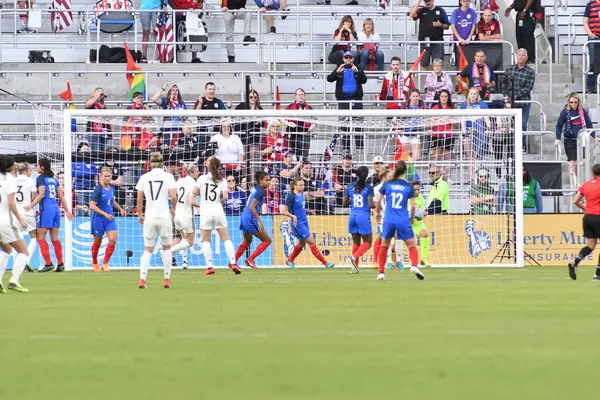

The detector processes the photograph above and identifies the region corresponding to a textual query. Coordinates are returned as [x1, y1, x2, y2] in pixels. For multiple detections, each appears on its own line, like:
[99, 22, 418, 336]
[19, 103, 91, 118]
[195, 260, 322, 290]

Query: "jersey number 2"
[178, 187, 186, 204]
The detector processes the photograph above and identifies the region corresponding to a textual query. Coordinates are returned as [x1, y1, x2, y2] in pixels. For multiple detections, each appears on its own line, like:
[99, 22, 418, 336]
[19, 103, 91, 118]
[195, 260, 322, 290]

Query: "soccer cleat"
[568, 262, 577, 280]
[25, 263, 34, 273]
[138, 279, 147, 289]
[91, 263, 101, 272]
[395, 261, 405, 270]
[245, 259, 257, 269]
[594, 275, 600, 280]
[172, 257, 178, 267]
[420, 260, 432, 268]
[376, 273, 385, 281]
[325, 262, 335, 268]
[8, 282, 29, 293]
[386, 262, 394, 270]
[0, 283, 6, 294]
[228, 263, 242, 275]
[55, 263, 65, 272]
[39, 264, 54, 273]
[163, 278, 171, 289]
[286, 260, 295, 268]
[348, 256, 359, 274]
[204, 267, 215, 275]
[101, 263, 110, 272]
[410, 266, 425, 280]
[182, 261, 188, 270]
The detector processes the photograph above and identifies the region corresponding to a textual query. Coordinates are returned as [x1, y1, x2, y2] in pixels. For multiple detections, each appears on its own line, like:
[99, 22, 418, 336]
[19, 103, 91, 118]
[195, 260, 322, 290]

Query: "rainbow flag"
[124, 43, 146, 100]
[58, 80, 77, 132]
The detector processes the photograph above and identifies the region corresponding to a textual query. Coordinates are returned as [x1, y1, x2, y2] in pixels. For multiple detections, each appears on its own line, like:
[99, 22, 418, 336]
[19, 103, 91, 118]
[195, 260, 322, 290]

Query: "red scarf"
[472, 63, 491, 90]
[169, 95, 179, 110]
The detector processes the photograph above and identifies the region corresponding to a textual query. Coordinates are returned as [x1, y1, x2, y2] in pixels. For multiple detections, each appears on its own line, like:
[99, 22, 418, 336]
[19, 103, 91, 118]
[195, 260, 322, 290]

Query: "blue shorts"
[240, 214, 260, 234]
[292, 223, 311, 241]
[348, 214, 372, 235]
[37, 207, 60, 229]
[92, 218, 117, 237]
[381, 221, 414, 241]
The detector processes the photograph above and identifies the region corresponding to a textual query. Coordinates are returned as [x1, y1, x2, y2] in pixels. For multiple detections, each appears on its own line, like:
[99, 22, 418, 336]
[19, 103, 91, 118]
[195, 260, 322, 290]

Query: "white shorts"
[174, 215, 195, 234]
[0, 223, 23, 244]
[401, 134, 420, 145]
[143, 218, 173, 247]
[22, 215, 36, 233]
[199, 214, 227, 230]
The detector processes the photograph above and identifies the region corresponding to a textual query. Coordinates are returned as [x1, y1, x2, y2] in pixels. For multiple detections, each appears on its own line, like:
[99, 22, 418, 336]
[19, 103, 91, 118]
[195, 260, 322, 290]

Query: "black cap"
[343, 153, 353, 159]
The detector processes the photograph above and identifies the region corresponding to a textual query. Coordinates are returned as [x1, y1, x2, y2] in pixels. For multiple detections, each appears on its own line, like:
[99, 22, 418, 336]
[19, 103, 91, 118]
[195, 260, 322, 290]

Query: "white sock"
[224, 240, 236, 264]
[387, 243, 393, 264]
[27, 238, 37, 264]
[182, 251, 188, 264]
[140, 251, 151, 280]
[202, 241, 213, 269]
[10, 253, 27, 284]
[162, 249, 172, 279]
[395, 239, 403, 264]
[0, 252, 9, 282]
[171, 241, 190, 254]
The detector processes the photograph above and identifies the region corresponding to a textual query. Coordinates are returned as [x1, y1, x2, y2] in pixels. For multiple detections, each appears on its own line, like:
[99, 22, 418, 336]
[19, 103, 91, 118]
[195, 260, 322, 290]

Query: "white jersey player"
[0, 156, 31, 293]
[135, 152, 177, 289]
[168, 164, 200, 269]
[191, 156, 240, 275]
[13, 163, 37, 272]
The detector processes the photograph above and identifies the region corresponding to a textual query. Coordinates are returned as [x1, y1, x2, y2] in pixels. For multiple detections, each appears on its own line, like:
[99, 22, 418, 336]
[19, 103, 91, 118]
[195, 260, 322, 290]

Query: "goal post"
[34, 107, 524, 270]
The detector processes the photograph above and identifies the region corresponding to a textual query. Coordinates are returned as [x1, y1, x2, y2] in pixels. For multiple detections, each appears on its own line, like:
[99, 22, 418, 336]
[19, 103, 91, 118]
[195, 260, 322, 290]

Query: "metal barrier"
[534, 23, 553, 102]
[567, 11, 585, 72]
[576, 128, 600, 184]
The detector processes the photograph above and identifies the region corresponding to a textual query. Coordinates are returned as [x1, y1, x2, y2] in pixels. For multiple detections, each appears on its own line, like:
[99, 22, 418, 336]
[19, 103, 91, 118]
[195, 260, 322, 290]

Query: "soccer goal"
[33, 107, 524, 270]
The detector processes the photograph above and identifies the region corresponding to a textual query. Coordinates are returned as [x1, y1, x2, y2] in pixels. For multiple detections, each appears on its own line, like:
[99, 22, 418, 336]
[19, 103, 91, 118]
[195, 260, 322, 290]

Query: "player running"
[374, 161, 424, 281]
[280, 178, 334, 268]
[13, 163, 37, 272]
[167, 164, 200, 270]
[411, 180, 431, 268]
[89, 167, 127, 272]
[25, 158, 73, 272]
[569, 163, 600, 280]
[136, 152, 177, 289]
[192, 156, 240, 276]
[343, 166, 375, 273]
[235, 171, 272, 269]
[0, 156, 31, 292]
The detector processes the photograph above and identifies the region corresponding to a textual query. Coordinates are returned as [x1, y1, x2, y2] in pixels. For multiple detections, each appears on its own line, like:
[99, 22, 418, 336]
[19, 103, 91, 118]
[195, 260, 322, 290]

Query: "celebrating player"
[374, 161, 424, 281]
[168, 164, 201, 270]
[25, 158, 73, 272]
[13, 162, 37, 272]
[136, 152, 177, 289]
[569, 163, 600, 280]
[343, 166, 375, 273]
[0, 156, 30, 292]
[411, 180, 431, 268]
[192, 156, 240, 276]
[89, 167, 127, 272]
[236, 171, 272, 268]
[280, 178, 334, 268]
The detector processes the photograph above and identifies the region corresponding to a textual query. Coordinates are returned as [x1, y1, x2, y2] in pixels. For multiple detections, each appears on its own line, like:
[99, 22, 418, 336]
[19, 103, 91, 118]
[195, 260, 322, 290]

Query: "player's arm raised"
[56, 186, 73, 221]
[574, 192, 586, 211]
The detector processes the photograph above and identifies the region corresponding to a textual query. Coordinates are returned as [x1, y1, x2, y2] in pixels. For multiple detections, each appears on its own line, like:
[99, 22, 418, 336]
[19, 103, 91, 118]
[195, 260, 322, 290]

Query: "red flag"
[275, 85, 281, 110]
[457, 45, 468, 71]
[391, 135, 408, 166]
[409, 50, 427, 72]
[58, 81, 73, 102]
[124, 42, 141, 87]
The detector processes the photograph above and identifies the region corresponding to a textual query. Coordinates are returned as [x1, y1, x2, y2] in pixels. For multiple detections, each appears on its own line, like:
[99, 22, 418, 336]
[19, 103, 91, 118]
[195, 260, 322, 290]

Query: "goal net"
[34, 107, 524, 270]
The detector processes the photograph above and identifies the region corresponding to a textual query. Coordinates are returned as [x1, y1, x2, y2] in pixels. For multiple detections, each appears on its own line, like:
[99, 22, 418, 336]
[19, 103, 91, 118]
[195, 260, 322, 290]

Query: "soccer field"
[1, 267, 597, 400]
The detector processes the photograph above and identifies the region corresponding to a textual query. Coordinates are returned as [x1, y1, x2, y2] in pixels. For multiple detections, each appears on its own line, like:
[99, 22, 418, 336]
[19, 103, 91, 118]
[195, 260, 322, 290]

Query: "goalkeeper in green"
[409, 181, 431, 267]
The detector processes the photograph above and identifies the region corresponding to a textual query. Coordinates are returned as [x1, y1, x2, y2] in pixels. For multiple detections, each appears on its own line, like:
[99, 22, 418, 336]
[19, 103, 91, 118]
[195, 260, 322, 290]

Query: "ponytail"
[392, 160, 407, 180]
[207, 156, 224, 184]
[355, 166, 369, 193]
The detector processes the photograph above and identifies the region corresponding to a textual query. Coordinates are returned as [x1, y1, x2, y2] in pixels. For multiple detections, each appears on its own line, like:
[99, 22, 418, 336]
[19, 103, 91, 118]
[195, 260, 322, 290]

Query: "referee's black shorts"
[583, 215, 600, 238]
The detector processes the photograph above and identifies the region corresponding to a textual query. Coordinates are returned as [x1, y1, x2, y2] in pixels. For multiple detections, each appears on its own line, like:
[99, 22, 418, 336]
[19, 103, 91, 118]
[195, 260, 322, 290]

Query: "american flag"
[49, 0, 73, 31]
[155, 9, 174, 63]
[314, 133, 340, 182]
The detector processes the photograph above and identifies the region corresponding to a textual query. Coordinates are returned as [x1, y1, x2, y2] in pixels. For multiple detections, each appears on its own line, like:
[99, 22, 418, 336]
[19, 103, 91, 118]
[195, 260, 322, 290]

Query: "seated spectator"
[284, 88, 315, 161]
[274, 149, 300, 193]
[300, 161, 329, 215]
[172, 0, 205, 63]
[262, 176, 282, 214]
[476, 8, 501, 41]
[333, 154, 357, 207]
[457, 50, 496, 100]
[224, 175, 247, 215]
[255, 0, 289, 34]
[238, 176, 248, 193]
[122, 91, 149, 150]
[367, 155, 385, 185]
[424, 59, 453, 102]
[85, 87, 110, 153]
[194, 82, 227, 111]
[139, 126, 161, 151]
[451, 0, 476, 63]
[470, 168, 496, 215]
[357, 18, 384, 71]
[210, 118, 245, 177]
[427, 165, 449, 214]
[399, 88, 425, 163]
[261, 119, 287, 163]
[522, 166, 543, 214]
[431, 89, 455, 176]
[172, 120, 201, 162]
[152, 83, 187, 144]
[235, 89, 264, 169]
[328, 15, 358, 65]
[378, 56, 415, 109]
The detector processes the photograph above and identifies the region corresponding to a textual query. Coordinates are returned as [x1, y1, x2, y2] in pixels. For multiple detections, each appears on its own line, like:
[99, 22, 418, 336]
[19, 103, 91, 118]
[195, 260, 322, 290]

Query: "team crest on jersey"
[464, 219, 491, 258]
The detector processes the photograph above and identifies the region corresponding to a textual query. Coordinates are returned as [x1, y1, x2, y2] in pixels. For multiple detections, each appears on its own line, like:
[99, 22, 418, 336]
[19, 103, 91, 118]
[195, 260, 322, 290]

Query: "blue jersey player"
[89, 168, 127, 272]
[343, 166, 375, 273]
[236, 171, 272, 268]
[280, 178, 334, 268]
[374, 160, 424, 281]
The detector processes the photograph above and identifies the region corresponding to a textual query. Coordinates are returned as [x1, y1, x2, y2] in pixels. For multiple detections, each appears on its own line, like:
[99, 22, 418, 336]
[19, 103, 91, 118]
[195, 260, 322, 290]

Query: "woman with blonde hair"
[461, 87, 491, 180]
[329, 15, 358, 65]
[357, 18, 384, 71]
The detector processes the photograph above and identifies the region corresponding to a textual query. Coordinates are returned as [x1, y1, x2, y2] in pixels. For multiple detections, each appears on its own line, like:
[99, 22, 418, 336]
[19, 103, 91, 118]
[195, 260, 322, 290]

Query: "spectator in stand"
[73, 143, 98, 211]
[56, 171, 88, 216]
[140, 0, 161, 62]
[333, 154, 357, 207]
[238, 176, 248, 192]
[261, 119, 287, 164]
[195, 82, 227, 111]
[139, 126, 161, 151]
[461, 87, 491, 179]
[210, 118, 245, 177]
[457, 50, 496, 100]
[235, 89, 263, 167]
[173, 0, 205, 63]
[555, 93, 595, 176]
[262, 176, 281, 214]
[476, 8, 501, 41]
[285, 88, 315, 161]
[274, 149, 301, 193]
[522, 166, 543, 213]
[221, 0, 256, 63]
[17, 0, 35, 33]
[152, 83, 187, 145]
[102, 147, 127, 208]
[410, 0, 450, 70]
[424, 59, 453, 103]
[328, 15, 358, 66]
[502, 48, 535, 152]
[327, 51, 367, 154]
[426, 165, 449, 214]
[367, 155, 385, 185]
[378, 56, 415, 109]
[255, 0, 289, 34]
[172, 120, 202, 162]
[490, 97, 515, 179]
[224, 175, 247, 216]
[123, 91, 149, 150]
[584, 0, 600, 94]
[451, 0, 476, 65]
[357, 18, 384, 72]
[431, 89, 455, 177]
[399, 89, 425, 164]
[85, 87, 110, 153]
[505, 0, 537, 63]
[470, 168, 496, 215]
[300, 161, 329, 215]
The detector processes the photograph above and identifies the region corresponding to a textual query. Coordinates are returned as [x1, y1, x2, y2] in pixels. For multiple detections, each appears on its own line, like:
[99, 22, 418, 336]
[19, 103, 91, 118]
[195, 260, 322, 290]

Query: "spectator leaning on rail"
[356, 18, 384, 72]
[85, 87, 111, 154]
[476, 8, 501, 41]
[426, 165, 449, 214]
[424, 58, 453, 102]
[410, 0, 450, 70]
[285, 88, 316, 161]
[584, 0, 600, 94]
[502, 48, 535, 152]
[262, 176, 282, 214]
[451, 0, 477, 68]
[255, 0, 289, 34]
[504, 0, 537, 63]
[329, 15, 359, 66]
[378, 56, 415, 109]
[470, 168, 497, 215]
[457, 49, 496, 100]
[522, 166, 543, 213]
[221, 0, 256, 63]
[555, 93, 595, 177]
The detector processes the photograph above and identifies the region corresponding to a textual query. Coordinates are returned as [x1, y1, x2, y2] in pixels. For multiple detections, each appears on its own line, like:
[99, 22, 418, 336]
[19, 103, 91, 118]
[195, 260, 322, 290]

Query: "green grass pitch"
[1, 266, 597, 400]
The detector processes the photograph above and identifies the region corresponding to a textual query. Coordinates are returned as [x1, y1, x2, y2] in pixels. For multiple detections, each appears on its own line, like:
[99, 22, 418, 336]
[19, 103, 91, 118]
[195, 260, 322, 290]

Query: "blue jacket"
[556, 107, 593, 140]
